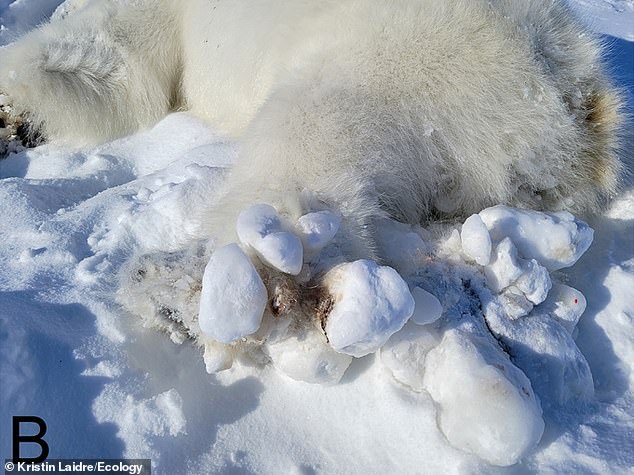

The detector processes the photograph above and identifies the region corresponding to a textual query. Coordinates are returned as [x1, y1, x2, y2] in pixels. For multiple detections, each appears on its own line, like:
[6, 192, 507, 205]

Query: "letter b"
[12, 416, 49, 463]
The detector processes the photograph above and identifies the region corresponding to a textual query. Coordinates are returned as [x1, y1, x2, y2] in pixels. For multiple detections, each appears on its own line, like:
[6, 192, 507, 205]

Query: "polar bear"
[0, 0, 623, 355]
[0, 0, 623, 218]
[0, 0, 623, 464]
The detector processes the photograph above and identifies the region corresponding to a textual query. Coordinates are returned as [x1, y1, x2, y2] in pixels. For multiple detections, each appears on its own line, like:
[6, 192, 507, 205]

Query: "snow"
[93, 387, 187, 460]
[567, 0, 634, 40]
[198, 244, 267, 343]
[1, 1, 633, 474]
[0, 0, 63, 46]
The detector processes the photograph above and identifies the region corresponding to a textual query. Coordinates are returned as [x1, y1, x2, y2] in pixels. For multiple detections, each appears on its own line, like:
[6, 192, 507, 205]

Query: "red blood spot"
[574, 298, 578, 304]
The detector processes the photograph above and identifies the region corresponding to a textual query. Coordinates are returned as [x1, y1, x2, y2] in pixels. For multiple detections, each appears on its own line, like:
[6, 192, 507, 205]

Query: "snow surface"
[1, 1, 633, 474]
[567, 0, 634, 40]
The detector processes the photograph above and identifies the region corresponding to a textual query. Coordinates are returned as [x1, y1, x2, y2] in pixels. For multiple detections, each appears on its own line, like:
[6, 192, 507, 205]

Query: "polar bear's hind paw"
[198, 203, 416, 359]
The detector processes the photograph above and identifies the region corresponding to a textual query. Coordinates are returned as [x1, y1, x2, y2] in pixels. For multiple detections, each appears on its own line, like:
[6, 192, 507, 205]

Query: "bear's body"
[0, 1, 622, 248]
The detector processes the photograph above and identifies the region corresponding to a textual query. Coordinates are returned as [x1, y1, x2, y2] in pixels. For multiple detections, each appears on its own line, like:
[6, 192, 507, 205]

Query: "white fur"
[0, 1, 622, 230]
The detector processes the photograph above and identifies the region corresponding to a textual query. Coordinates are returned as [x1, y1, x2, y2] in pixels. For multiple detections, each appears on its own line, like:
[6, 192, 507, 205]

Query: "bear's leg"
[180, 70, 423, 361]
[0, 1, 182, 144]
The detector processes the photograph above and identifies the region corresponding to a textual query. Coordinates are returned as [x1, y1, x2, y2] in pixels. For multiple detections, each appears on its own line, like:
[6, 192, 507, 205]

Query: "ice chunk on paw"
[265, 327, 352, 384]
[410, 287, 443, 325]
[491, 314, 594, 406]
[297, 210, 341, 252]
[484, 238, 525, 293]
[202, 339, 234, 373]
[515, 259, 552, 305]
[257, 232, 303, 275]
[534, 283, 587, 334]
[498, 286, 534, 320]
[198, 244, 267, 343]
[485, 238, 551, 307]
[324, 260, 415, 357]
[423, 330, 544, 466]
[236, 204, 282, 243]
[460, 214, 492, 265]
[479, 205, 594, 271]
[380, 321, 441, 391]
[236, 204, 303, 275]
